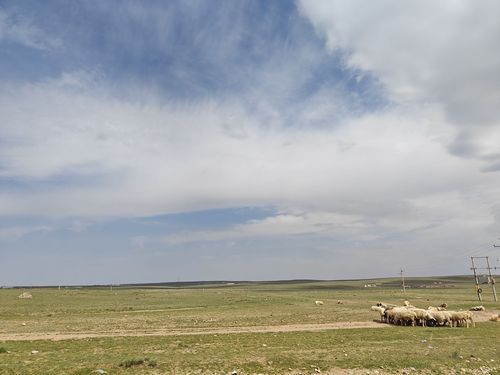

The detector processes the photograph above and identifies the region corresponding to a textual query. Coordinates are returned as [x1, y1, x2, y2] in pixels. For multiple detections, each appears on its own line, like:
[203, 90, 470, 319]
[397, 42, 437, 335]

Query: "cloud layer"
[1, 1, 499, 284]
[299, 0, 500, 168]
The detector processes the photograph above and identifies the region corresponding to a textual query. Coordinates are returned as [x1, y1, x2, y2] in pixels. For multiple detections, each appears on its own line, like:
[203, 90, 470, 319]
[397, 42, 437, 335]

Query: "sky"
[1, 0, 499, 286]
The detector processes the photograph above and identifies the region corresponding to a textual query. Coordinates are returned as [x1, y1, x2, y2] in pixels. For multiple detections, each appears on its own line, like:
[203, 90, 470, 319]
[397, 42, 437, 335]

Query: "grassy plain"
[0, 276, 499, 374]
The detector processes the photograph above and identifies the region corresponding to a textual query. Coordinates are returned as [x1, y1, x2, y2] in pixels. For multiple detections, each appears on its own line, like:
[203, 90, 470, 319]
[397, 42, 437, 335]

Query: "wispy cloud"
[0, 225, 53, 240]
[0, 9, 61, 50]
[164, 211, 365, 245]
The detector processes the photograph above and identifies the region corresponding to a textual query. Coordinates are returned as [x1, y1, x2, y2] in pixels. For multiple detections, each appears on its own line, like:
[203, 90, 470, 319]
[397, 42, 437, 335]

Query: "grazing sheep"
[371, 305, 386, 322]
[429, 310, 452, 327]
[314, 300, 324, 306]
[377, 302, 397, 310]
[393, 308, 417, 326]
[408, 308, 435, 326]
[470, 305, 485, 311]
[428, 305, 447, 311]
[384, 307, 416, 326]
[450, 311, 475, 328]
[18, 292, 32, 299]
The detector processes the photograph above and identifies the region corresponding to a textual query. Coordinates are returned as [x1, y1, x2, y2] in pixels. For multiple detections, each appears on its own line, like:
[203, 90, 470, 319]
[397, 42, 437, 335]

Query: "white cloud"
[298, 0, 500, 166]
[0, 75, 498, 223]
[164, 211, 365, 245]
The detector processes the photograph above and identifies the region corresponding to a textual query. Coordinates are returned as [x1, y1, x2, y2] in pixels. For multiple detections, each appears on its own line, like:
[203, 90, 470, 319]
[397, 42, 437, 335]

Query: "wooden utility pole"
[471, 257, 482, 301]
[400, 269, 406, 294]
[485, 256, 497, 302]
[471, 256, 497, 302]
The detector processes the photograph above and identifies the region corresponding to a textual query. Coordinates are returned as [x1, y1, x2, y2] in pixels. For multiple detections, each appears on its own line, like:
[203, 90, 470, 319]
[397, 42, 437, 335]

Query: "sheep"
[403, 300, 415, 308]
[450, 311, 475, 328]
[489, 314, 499, 322]
[377, 302, 396, 309]
[428, 305, 447, 311]
[470, 305, 485, 311]
[371, 305, 386, 322]
[384, 307, 416, 326]
[428, 310, 452, 327]
[314, 300, 324, 306]
[408, 308, 435, 326]
[393, 308, 417, 326]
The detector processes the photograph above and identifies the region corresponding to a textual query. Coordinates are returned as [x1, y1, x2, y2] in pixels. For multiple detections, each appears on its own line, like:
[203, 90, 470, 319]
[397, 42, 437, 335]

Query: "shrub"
[119, 358, 144, 368]
[119, 357, 157, 368]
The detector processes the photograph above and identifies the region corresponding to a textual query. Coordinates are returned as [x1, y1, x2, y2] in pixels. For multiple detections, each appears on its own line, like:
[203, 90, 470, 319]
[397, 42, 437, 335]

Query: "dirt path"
[0, 321, 389, 342]
[1, 311, 495, 342]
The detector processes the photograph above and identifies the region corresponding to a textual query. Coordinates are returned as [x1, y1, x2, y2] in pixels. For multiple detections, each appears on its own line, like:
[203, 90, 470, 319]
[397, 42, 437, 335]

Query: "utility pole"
[471, 256, 497, 302]
[485, 257, 497, 302]
[400, 269, 406, 294]
[471, 257, 482, 302]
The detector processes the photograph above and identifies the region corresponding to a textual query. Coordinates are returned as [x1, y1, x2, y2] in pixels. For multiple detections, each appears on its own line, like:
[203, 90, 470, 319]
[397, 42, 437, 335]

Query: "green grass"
[0, 324, 498, 374]
[0, 276, 499, 374]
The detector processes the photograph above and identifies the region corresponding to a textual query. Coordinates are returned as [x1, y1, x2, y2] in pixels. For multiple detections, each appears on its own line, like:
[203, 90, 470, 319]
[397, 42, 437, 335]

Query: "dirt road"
[1, 310, 495, 342]
[0, 321, 388, 342]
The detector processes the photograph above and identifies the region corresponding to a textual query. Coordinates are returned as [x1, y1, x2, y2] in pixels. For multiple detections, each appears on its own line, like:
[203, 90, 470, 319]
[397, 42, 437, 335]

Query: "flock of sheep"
[371, 301, 475, 328]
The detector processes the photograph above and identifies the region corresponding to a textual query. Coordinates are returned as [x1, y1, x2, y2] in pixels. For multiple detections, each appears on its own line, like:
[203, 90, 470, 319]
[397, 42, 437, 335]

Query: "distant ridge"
[2, 275, 486, 289]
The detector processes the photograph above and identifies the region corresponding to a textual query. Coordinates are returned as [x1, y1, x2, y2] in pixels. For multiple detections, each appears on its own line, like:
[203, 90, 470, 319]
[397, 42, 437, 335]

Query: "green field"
[0, 276, 499, 374]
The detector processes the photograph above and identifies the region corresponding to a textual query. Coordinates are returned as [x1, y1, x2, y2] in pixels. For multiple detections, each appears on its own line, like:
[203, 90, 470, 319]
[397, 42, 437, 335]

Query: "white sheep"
[377, 302, 396, 309]
[470, 305, 485, 311]
[371, 305, 386, 322]
[393, 308, 417, 326]
[385, 307, 416, 326]
[314, 300, 324, 306]
[450, 311, 475, 328]
[408, 308, 435, 326]
[428, 310, 452, 327]
[428, 305, 447, 311]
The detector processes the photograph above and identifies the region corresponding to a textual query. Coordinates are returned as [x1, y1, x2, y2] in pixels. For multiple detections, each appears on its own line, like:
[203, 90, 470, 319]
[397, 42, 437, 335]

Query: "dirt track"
[0, 321, 389, 342]
[1, 310, 495, 342]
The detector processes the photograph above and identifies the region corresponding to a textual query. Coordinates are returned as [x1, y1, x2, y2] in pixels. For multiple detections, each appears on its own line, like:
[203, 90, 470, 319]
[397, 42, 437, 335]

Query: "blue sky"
[1, 0, 500, 285]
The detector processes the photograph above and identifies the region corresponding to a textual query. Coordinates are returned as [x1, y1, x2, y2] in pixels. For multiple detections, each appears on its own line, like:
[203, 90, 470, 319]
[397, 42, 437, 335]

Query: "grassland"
[0, 276, 499, 374]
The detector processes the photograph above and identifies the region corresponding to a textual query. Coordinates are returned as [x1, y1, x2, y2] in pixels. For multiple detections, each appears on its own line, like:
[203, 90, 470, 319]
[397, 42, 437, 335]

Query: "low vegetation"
[119, 357, 157, 368]
[0, 276, 498, 374]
